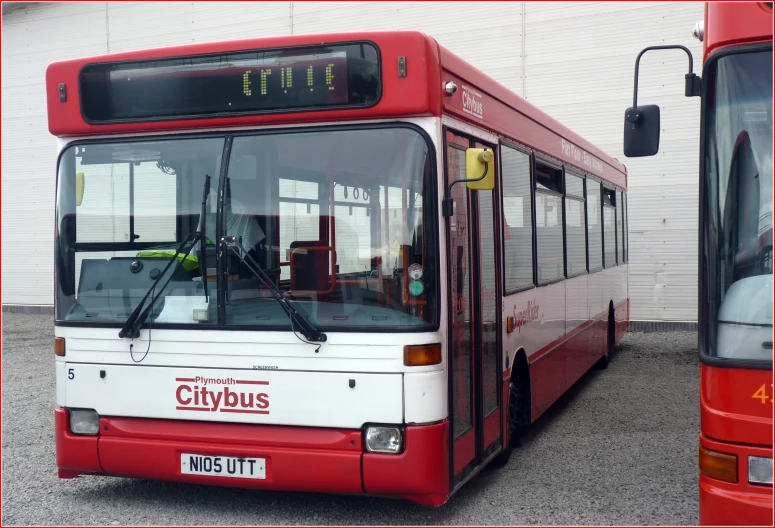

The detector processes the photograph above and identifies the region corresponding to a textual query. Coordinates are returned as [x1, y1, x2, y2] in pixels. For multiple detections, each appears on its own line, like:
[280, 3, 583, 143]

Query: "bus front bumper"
[55, 407, 450, 506]
[699, 434, 773, 526]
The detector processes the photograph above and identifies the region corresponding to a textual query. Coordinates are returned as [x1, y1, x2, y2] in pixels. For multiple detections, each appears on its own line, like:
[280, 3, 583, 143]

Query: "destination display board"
[80, 42, 380, 122]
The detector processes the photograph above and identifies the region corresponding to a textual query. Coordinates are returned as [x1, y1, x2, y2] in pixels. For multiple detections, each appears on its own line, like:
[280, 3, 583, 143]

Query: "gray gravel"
[2, 312, 699, 525]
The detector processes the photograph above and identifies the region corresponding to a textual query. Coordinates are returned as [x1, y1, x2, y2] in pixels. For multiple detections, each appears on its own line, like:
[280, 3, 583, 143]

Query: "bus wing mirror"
[623, 105, 661, 157]
[465, 148, 495, 190]
[76, 171, 85, 206]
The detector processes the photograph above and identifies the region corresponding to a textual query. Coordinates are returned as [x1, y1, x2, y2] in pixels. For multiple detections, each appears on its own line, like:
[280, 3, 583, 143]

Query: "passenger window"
[501, 145, 534, 292]
[603, 188, 617, 267]
[565, 173, 586, 276]
[535, 161, 564, 283]
[587, 181, 602, 270]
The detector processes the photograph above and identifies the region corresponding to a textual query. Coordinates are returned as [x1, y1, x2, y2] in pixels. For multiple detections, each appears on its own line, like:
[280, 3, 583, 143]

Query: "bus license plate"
[180, 453, 266, 479]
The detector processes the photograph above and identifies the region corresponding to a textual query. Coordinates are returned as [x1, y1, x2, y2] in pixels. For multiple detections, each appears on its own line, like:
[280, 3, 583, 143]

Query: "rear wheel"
[595, 310, 615, 370]
[492, 380, 524, 467]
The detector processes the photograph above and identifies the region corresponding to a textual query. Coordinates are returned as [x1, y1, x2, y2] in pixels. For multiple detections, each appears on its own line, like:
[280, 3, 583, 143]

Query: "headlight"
[749, 456, 773, 486]
[69, 409, 100, 435]
[364, 426, 403, 454]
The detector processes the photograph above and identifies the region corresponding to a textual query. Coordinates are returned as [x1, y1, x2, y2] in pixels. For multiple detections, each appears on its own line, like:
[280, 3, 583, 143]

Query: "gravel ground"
[2, 313, 699, 525]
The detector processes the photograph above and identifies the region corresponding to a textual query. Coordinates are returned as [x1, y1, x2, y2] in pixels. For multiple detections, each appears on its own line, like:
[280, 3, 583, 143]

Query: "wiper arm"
[221, 236, 327, 343]
[118, 231, 199, 339]
[198, 175, 211, 302]
[120, 175, 212, 339]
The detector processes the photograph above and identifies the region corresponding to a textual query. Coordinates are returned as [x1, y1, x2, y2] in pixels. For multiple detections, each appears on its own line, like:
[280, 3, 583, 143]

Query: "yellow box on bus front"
[465, 148, 495, 190]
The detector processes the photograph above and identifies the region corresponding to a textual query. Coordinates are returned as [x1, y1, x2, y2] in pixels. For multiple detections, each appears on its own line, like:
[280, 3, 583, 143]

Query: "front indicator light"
[404, 344, 441, 366]
[364, 426, 403, 454]
[749, 456, 773, 486]
[699, 446, 738, 483]
[54, 337, 65, 357]
[69, 409, 100, 435]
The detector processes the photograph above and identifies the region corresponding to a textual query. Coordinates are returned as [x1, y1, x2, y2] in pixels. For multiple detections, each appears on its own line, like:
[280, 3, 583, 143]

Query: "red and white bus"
[49, 31, 629, 506]
[624, 3, 773, 524]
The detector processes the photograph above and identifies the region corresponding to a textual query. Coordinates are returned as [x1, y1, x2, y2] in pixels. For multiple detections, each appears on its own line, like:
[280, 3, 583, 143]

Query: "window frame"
[586, 175, 604, 273]
[499, 140, 537, 295]
[533, 154, 566, 286]
[563, 168, 589, 279]
[602, 184, 618, 268]
[618, 189, 626, 264]
[54, 121, 440, 332]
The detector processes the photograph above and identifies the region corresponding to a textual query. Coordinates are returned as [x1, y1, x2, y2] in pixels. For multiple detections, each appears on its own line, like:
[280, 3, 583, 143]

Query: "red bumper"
[55, 408, 449, 506]
[699, 434, 774, 526]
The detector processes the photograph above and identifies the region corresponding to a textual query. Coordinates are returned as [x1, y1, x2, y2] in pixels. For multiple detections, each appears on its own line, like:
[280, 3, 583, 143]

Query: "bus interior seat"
[289, 241, 333, 294]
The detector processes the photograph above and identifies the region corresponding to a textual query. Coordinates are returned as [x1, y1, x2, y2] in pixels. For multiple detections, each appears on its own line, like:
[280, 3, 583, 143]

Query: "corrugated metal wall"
[1, 1, 704, 321]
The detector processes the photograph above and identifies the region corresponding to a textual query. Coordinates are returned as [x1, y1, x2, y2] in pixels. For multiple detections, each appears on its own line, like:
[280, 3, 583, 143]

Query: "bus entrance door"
[445, 130, 503, 488]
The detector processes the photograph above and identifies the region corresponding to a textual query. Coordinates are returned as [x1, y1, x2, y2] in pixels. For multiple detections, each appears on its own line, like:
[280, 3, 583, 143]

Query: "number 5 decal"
[68, 368, 74, 380]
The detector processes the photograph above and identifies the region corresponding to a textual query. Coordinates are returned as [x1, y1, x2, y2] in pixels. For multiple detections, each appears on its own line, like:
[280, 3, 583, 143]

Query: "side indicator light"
[506, 316, 516, 333]
[55, 337, 66, 357]
[699, 446, 738, 483]
[404, 344, 441, 366]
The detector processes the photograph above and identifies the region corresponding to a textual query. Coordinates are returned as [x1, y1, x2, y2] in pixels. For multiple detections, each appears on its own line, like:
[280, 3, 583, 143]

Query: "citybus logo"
[175, 376, 270, 415]
[461, 85, 483, 119]
[512, 299, 539, 333]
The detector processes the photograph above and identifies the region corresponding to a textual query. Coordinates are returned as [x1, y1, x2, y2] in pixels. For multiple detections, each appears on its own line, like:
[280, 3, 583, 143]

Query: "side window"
[618, 190, 626, 264]
[603, 187, 617, 267]
[501, 145, 534, 292]
[565, 172, 587, 276]
[587, 181, 603, 270]
[534, 160, 564, 283]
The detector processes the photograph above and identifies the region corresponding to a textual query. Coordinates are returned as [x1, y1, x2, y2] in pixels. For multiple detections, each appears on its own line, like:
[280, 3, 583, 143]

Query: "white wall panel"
[2, 2, 108, 306]
[106, 2, 292, 54]
[2, 1, 704, 322]
[523, 1, 704, 321]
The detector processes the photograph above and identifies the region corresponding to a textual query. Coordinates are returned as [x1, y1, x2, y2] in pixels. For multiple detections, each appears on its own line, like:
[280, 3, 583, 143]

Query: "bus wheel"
[492, 380, 523, 467]
[595, 309, 615, 370]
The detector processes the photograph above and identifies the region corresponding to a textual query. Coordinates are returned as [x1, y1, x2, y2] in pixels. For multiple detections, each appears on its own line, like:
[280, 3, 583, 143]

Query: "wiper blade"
[118, 231, 199, 339]
[221, 236, 327, 343]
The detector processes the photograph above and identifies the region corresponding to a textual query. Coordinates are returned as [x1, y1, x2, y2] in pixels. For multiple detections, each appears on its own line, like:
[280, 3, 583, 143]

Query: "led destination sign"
[80, 42, 380, 123]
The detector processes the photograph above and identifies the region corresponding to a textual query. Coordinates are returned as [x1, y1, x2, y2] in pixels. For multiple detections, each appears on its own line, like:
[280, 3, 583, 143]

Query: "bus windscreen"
[79, 42, 380, 123]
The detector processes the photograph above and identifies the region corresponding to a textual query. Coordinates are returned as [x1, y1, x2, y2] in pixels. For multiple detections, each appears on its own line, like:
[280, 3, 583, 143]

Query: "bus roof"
[46, 30, 626, 186]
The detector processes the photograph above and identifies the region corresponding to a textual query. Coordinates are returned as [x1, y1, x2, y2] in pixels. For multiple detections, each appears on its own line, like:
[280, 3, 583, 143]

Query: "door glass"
[448, 145, 473, 439]
[479, 188, 498, 417]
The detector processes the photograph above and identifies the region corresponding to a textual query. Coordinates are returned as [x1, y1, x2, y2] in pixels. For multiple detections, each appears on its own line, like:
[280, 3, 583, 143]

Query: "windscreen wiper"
[118, 231, 200, 339]
[198, 175, 211, 302]
[119, 176, 212, 339]
[221, 236, 327, 343]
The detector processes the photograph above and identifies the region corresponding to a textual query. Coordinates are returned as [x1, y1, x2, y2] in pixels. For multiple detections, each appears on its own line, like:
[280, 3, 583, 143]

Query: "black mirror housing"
[623, 104, 661, 157]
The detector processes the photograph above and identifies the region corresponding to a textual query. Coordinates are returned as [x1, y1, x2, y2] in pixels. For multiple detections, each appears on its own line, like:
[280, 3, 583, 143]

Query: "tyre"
[595, 311, 615, 370]
[492, 379, 524, 467]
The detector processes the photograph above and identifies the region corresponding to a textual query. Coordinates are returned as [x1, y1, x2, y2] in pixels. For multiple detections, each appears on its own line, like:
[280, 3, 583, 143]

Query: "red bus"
[624, 3, 773, 524]
[48, 31, 629, 506]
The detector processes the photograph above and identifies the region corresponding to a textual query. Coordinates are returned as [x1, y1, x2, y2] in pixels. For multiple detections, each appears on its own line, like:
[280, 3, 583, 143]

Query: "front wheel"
[492, 380, 524, 467]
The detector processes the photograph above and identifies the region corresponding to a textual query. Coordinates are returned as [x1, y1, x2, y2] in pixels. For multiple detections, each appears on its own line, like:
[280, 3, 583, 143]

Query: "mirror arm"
[629, 45, 701, 125]
[442, 162, 489, 217]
